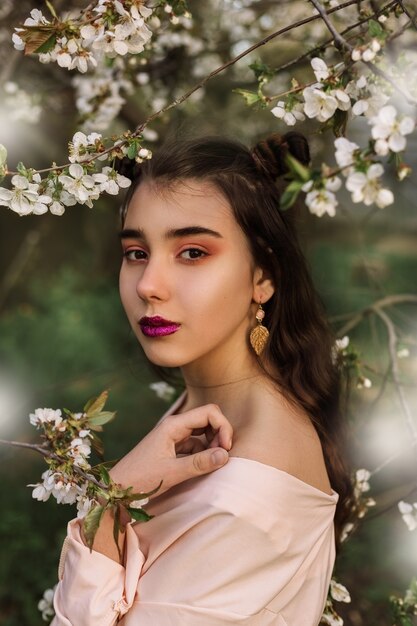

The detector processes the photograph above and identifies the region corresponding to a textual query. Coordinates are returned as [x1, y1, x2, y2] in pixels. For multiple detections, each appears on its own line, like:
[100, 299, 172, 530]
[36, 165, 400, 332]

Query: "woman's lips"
[139, 316, 181, 337]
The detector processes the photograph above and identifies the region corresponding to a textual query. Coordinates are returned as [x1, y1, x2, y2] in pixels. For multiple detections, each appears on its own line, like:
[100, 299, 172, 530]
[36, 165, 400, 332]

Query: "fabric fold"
[51, 518, 145, 626]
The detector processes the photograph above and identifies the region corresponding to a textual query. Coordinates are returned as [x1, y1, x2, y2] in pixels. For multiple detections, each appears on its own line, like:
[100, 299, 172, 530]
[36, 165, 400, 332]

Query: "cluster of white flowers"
[302, 175, 342, 218]
[30, 408, 65, 430]
[320, 578, 351, 626]
[331, 335, 349, 364]
[80, 1, 153, 59]
[0, 173, 55, 216]
[334, 137, 395, 209]
[351, 38, 381, 63]
[271, 101, 305, 126]
[398, 500, 417, 531]
[303, 58, 351, 122]
[72, 65, 134, 131]
[2, 81, 42, 124]
[354, 468, 376, 518]
[0, 141, 132, 216]
[38, 584, 57, 622]
[149, 381, 176, 401]
[30, 468, 90, 505]
[13, 2, 154, 73]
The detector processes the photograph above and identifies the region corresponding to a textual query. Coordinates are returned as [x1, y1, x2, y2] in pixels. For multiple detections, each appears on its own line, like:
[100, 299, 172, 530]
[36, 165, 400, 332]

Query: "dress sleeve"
[51, 517, 145, 626]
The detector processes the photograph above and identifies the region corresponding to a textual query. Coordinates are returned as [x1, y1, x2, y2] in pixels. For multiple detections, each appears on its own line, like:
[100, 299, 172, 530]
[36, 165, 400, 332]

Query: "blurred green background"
[1, 1, 417, 624]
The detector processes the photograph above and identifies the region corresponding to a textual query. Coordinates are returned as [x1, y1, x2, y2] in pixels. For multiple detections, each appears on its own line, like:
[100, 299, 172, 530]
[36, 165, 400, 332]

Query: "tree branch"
[396, 0, 417, 29]
[0, 438, 106, 489]
[335, 294, 417, 336]
[309, 0, 353, 52]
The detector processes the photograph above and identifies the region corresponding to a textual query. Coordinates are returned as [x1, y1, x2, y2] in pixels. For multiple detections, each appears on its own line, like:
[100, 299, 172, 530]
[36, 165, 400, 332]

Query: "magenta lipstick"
[139, 315, 180, 337]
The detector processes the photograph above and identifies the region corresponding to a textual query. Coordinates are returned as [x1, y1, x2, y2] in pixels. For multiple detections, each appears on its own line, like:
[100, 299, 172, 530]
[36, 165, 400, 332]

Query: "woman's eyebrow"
[119, 226, 223, 240]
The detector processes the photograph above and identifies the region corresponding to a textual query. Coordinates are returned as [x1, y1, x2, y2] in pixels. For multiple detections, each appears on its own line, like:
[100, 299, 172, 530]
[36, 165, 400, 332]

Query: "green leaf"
[83, 504, 105, 551]
[87, 411, 116, 427]
[127, 142, 138, 159]
[248, 60, 274, 80]
[45, 0, 58, 19]
[232, 88, 262, 107]
[34, 34, 57, 55]
[127, 508, 154, 522]
[98, 464, 111, 486]
[368, 18, 385, 39]
[279, 181, 304, 211]
[129, 479, 164, 500]
[284, 153, 311, 183]
[84, 390, 109, 416]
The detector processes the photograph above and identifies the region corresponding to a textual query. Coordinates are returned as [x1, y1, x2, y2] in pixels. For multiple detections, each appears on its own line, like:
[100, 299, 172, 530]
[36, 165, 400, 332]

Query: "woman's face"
[119, 178, 270, 371]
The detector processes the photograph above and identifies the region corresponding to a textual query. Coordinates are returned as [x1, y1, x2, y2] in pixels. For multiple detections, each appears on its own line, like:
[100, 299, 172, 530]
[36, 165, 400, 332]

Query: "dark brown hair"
[117, 131, 355, 553]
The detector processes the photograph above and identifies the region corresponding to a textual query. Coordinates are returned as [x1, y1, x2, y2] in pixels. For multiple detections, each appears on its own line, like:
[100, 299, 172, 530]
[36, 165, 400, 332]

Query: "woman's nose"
[135, 255, 170, 301]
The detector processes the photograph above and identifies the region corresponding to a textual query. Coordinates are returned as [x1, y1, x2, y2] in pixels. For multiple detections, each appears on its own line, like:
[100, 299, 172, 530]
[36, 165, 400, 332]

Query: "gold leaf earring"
[249, 301, 269, 356]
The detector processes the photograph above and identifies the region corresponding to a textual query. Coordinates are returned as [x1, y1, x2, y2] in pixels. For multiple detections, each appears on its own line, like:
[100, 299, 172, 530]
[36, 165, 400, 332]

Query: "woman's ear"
[252, 266, 275, 304]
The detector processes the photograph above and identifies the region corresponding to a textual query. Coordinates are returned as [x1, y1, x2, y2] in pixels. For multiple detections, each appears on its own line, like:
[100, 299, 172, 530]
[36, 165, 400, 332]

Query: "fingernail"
[228, 438, 233, 450]
[212, 449, 228, 465]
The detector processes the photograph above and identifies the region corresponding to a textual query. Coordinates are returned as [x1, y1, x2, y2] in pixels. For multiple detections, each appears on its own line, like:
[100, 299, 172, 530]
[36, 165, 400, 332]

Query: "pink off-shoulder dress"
[52, 390, 339, 626]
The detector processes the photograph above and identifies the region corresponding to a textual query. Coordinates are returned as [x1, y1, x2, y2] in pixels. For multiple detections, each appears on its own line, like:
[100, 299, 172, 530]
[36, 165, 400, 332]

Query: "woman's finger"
[176, 437, 207, 455]
[163, 404, 233, 451]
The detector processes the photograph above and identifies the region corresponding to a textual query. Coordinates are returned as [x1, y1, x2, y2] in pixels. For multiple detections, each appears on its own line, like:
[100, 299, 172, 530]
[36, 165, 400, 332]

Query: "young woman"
[52, 132, 354, 625]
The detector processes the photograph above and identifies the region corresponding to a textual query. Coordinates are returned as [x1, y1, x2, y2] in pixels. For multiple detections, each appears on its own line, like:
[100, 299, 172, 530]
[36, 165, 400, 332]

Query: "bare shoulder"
[229, 406, 333, 496]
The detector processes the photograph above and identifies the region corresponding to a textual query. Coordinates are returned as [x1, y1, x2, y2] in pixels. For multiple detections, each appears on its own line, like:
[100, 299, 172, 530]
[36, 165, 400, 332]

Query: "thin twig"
[0, 438, 106, 489]
[273, 0, 398, 73]
[309, 0, 353, 52]
[397, 0, 417, 28]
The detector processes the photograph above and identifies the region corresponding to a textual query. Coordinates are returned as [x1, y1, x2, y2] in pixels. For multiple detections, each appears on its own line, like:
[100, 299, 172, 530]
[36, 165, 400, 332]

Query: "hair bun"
[251, 131, 310, 181]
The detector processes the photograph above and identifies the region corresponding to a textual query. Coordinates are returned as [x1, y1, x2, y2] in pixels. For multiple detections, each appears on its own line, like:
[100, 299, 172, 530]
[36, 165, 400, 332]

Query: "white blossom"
[320, 611, 344, 626]
[271, 100, 305, 126]
[0, 175, 52, 216]
[332, 335, 349, 364]
[330, 88, 351, 111]
[149, 381, 176, 401]
[340, 522, 354, 543]
[69, 436, 92, 468]
[29, 407, 63, 429]
[354, 468, 371, 500]
[311, 57, 330, 82]
[76, 495, 97, 519]
[93, 167, 131, 195]
[346, 163, 394, 208]
[303, 85, 338, 122]
[130, 496, 150, 508]
[370, 105, 415, 154]
[59, 164, 100, 207]
[398, 501, 417, 531]
[334, 137, 359, 173]
[38, 584, 57, 622]
[351, 39, 381, 62]
[69, 131, 103, 163]
[330, 579, 351, 603]
[305, 188, 338, 217]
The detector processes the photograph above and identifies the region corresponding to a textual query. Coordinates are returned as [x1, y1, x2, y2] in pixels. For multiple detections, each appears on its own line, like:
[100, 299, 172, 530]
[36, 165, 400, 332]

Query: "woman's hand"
[80, 404, 233, 562]
[109, 403, 234, 497]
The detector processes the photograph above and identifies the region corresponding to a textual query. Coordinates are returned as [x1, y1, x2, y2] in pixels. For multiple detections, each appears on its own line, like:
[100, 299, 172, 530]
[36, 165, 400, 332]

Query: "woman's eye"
[181, 248, 207, 261]
[124, 249, 146, 261]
